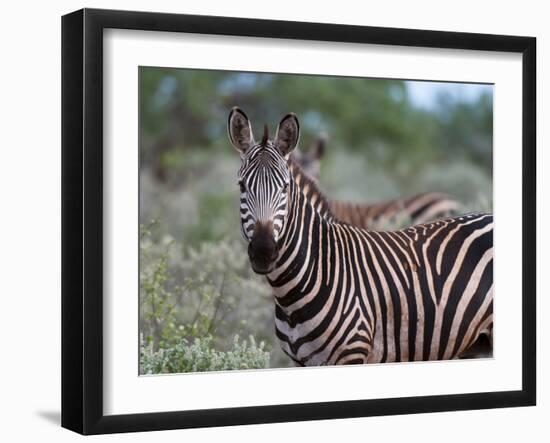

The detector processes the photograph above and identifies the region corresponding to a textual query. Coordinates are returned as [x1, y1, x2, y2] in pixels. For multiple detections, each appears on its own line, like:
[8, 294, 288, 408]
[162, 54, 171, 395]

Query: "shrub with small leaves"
[140, 335, 270, 374]
[139, 222, 279, 369]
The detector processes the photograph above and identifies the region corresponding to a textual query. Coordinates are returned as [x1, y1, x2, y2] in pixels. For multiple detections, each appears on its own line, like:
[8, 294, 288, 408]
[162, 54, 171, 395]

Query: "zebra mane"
[288, 156, 335, 221]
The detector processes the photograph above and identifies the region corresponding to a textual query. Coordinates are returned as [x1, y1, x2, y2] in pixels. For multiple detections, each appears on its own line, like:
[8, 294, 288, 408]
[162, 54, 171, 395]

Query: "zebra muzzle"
[248, 222, 279, 275]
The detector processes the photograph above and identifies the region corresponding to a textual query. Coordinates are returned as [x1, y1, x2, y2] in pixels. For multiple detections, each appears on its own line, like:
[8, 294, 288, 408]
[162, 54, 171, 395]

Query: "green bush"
[140, 335, 270, 374]
[139, 221, 285, 373]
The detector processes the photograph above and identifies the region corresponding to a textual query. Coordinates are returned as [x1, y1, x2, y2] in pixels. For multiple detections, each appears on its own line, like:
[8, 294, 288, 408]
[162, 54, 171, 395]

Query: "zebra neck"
[287, 160, 334, 221]
[266, 178, 377, 364]
[267, 174, 330, 301]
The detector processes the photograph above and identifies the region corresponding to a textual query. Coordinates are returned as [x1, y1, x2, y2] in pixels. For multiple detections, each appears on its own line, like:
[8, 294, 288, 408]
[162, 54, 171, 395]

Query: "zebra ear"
[275, 113, 300, 157]
[228, 107, 255, 155]
[309, 134, 327, 160]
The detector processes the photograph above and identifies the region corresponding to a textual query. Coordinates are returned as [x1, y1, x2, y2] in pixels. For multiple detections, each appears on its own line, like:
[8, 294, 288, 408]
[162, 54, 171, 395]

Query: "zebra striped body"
[292, 138, 460, 229]
[229, 108, 493, 366]
[273, 163, 492, 365]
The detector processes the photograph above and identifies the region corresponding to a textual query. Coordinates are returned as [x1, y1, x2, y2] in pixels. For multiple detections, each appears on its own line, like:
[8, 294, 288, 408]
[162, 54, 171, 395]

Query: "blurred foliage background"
[139, 67, 493, 374]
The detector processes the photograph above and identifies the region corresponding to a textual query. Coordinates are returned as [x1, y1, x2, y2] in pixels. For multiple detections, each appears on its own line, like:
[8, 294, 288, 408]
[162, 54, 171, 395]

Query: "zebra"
[228, 107, 493, 366]
[292, 136, 460, 230]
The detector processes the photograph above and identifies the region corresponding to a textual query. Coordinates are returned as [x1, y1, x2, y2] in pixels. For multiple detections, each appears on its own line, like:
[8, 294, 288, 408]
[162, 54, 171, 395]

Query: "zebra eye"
[238, 180, 246, 193]
[282, 183, 288, 193]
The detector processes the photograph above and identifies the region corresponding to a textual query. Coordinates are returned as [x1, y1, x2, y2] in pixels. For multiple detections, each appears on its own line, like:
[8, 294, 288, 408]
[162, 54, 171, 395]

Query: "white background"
[0, 0, 546, 441]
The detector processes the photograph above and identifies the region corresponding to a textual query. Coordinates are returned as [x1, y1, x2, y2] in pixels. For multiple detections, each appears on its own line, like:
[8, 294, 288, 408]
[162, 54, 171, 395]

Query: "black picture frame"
[61, 8, 537, 435]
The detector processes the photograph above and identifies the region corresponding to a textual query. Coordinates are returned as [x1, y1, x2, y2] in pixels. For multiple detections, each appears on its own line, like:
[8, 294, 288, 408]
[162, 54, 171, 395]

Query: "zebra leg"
[458, 334, 493, 359]
[458, 323, 493, 359]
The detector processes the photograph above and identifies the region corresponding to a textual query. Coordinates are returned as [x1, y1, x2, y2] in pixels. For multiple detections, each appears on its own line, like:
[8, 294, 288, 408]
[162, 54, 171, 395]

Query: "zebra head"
[228, 107, 300, 275]
[291, 134, 326, 181]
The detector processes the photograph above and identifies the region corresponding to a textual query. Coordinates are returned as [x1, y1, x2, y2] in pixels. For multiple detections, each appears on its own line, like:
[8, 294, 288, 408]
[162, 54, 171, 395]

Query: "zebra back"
[292, 137, 461, 229]
[329, 192, 460, 230]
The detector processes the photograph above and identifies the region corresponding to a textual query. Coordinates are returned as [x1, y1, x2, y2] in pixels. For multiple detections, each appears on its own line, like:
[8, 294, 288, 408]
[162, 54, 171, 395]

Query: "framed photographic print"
[61, 8, 536, 435]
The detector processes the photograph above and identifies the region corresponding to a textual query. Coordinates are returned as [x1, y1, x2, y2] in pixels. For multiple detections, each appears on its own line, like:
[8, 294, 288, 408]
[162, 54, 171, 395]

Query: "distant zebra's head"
[291, 134, 326, 181]
[228, 107, 300, 275]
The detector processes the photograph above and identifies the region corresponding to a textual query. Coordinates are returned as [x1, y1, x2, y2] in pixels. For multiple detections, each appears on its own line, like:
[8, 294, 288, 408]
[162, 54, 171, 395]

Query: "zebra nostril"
[247, 245, 257, 261]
